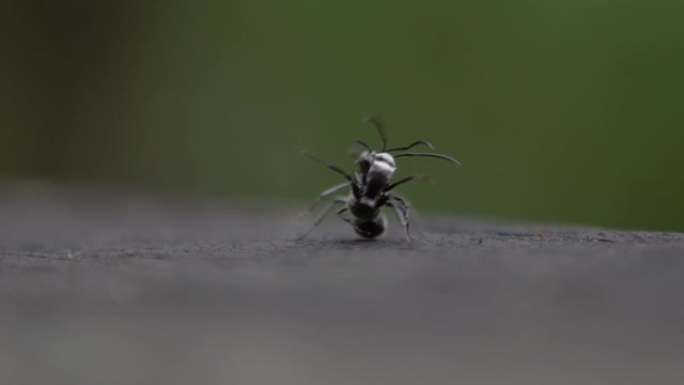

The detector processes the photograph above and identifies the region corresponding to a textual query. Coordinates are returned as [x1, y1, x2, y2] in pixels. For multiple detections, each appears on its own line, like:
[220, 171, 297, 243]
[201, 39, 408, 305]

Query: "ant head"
[373, 152, 396, 169]
[354, 150, 397, 174]
[369, 152, 397, 178]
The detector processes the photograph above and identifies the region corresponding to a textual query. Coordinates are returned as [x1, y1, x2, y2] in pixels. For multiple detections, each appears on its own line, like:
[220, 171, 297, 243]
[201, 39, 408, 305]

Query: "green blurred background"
[2, 0, 683, 231]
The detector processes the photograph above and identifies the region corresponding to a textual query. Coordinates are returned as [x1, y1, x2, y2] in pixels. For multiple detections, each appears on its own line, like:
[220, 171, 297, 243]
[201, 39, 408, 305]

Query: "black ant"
[298, 117, 459, 240]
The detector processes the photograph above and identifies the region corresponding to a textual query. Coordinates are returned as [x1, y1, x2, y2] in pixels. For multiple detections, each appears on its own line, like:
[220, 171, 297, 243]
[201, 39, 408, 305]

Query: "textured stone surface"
[1, 185, 683, 385]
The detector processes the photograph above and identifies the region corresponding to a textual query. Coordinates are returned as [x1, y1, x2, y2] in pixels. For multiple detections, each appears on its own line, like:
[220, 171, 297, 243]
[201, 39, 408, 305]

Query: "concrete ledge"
[1, 185, 683, 385]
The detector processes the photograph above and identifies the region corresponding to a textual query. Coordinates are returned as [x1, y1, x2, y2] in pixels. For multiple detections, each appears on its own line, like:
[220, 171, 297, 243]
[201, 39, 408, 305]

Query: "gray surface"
[1, 185, 684, 385]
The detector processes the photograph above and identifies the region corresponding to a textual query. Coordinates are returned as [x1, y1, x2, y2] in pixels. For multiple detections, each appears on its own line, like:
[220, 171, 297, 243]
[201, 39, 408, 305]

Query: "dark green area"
[3, 0, 683, 231]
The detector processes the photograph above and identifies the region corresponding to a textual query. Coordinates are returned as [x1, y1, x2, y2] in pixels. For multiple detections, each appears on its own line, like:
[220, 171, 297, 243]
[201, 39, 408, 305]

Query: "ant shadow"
[331, 235, 425, 248]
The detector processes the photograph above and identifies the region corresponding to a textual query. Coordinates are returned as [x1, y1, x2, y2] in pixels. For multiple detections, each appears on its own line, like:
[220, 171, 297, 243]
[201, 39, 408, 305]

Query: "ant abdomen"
[353, 215, 387, 239]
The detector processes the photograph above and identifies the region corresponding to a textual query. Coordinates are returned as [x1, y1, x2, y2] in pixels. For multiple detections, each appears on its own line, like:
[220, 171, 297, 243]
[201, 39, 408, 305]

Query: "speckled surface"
[1, 185, 683, 385]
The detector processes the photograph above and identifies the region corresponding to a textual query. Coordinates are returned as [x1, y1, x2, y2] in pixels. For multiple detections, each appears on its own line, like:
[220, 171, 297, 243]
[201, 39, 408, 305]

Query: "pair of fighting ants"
[298, 117, 459, 241]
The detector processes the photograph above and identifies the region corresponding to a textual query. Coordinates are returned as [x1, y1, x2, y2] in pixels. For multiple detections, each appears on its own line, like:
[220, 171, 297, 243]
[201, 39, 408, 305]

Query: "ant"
[298, 116, 459, 241]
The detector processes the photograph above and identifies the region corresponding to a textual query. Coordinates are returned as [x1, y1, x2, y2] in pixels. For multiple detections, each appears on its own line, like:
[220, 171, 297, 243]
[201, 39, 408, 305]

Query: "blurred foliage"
[2, 0, 683, 231]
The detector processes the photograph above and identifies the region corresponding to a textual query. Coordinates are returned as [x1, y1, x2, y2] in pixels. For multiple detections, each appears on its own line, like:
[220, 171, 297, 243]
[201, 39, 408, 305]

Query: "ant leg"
[300, 182, 351, 218]
[335, 206, 352, 224]
[383, 175, 434, 193]
[386, 140, 435, 152]
[387, 195, 412, 241]
[335, 206, 369, 237]
[302, 151, 353, 181]
[296, 198, 346, 240]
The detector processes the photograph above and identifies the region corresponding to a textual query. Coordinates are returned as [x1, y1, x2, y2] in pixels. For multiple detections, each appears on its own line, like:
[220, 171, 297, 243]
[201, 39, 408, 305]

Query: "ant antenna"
[353, 140, 372, 152]
[386, 140, 435, 152]
[362, 116, 388, 152]
[394, 152, 461, 166]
